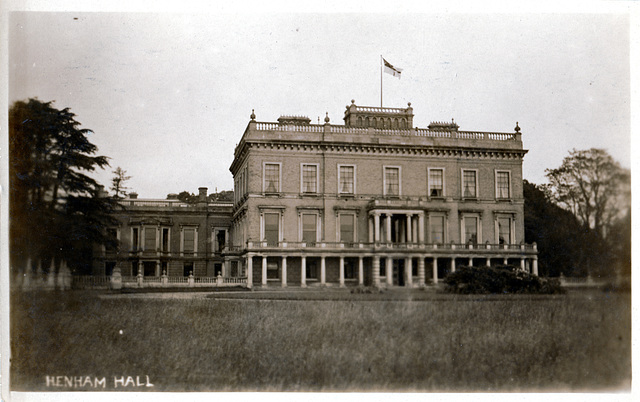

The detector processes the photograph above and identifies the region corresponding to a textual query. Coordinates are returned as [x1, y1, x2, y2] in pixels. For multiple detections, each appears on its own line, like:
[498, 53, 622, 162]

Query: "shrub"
[444, 265, 564, 294]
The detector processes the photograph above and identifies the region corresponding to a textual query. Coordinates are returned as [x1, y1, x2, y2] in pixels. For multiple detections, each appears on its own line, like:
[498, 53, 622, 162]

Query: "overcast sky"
[8, 8, 631, 199]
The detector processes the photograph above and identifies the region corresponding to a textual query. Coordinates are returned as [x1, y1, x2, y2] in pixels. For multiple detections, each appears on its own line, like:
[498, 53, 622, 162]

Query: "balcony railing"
[243, 241, 537, 253]
[252, 122, 519, 142]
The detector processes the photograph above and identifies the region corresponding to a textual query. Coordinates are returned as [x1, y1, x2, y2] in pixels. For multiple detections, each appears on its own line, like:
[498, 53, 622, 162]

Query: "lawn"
[9, 287, 630, 392]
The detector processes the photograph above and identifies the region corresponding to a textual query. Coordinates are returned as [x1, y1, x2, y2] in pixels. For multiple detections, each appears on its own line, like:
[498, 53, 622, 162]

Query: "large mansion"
[97, 100, 538, 288]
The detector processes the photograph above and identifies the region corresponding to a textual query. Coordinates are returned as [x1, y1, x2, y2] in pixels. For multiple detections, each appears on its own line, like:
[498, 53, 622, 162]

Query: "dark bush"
[444, 265, 565, 294]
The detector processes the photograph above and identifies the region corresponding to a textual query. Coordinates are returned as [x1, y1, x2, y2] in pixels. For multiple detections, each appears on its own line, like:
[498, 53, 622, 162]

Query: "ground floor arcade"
[233, 251, 538, 288]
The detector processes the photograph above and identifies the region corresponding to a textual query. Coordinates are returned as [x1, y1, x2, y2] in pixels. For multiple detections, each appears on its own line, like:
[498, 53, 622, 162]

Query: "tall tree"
[110, 166, 132, 199]
[523, 180, 607, 277]
[9, 98, 119, 275]
[545, 148, 630, 239]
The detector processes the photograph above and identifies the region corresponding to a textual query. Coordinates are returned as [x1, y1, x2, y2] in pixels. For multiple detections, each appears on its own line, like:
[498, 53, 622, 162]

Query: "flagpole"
[380, 55, 383, 107]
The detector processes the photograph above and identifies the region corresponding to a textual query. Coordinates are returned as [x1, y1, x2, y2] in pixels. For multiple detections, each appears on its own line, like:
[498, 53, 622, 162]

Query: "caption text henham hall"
[45, 375, 154, 389]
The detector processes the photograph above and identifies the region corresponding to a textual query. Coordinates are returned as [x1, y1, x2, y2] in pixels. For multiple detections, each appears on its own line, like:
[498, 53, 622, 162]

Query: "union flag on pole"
[382, 57, 402, 78]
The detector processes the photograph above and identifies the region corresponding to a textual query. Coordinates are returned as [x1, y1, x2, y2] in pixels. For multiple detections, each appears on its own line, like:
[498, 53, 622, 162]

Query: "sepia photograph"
[1, 1, 634, 401]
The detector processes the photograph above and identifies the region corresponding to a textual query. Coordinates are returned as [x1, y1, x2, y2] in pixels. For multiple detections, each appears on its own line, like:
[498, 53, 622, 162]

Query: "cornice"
[244, 140, 527, 160]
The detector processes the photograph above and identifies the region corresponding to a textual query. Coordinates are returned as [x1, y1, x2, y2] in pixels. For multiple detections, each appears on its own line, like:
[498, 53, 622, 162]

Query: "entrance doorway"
[393, 259, 405, 286]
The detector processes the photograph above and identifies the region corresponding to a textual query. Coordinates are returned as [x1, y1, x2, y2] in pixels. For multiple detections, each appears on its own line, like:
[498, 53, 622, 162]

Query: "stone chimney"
[128, 192, 138, 199]
[198, 187, 208, 206]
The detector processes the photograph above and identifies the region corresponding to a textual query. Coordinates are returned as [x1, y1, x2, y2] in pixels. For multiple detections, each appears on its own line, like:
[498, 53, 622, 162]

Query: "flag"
[382, 57, 402, 78]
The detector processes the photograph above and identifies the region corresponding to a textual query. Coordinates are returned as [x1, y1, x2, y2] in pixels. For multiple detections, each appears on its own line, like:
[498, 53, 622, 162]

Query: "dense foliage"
[444, 265, 564, 294]
[9, 98, 119, 274]
[523, 180, 609, 277]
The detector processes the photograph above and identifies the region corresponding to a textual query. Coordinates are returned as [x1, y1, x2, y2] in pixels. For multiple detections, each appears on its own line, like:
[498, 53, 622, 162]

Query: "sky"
[6, 5, 632, 199]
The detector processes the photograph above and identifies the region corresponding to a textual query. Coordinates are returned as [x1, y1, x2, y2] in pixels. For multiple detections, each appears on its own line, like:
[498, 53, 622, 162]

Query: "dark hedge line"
[444, 265, 565, 294]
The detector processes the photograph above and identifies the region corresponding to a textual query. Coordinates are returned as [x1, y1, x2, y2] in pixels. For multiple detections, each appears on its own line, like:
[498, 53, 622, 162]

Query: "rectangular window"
[302, 214, 317, 244]
[385, 167, 400, 196]
[498, 217, 511, 244]
[183, 262, 193, 277]
[496, 171, 510, 199]
[161, 228, 169, 252]
[463, 170, 477, 198]
[144, 227, 156, 251]
[464, 217, 478, 245]
[430, 216, 445, 244]
[339, 165, 355, 194]
[183, 228, 195, 253]
[429, 169, 444, 197]
[340, 214, 355, 243]
[143, 261, 157, 276]
[264, 163, 280, 193]
[132, 228, 139, 250]
[215, 229, 226, 252]
[264, 213, 279, 246]
[301, 164, 318, 193]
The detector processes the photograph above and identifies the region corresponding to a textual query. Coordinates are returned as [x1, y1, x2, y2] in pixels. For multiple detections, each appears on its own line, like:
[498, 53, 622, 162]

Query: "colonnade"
[243, 253, 538, 289]
[368, 211, 425, 243]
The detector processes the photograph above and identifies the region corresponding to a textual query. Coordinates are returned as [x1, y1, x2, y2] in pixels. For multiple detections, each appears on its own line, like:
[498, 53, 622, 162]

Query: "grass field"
[10, 287, 630, 392]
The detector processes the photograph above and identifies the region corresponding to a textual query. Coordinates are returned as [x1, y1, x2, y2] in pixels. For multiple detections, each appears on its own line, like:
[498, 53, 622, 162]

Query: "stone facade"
[226, 100, 538, 288]
[93, 187, 233, 278]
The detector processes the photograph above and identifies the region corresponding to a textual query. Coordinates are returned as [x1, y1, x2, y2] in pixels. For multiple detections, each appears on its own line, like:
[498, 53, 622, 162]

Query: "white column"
[385, 214, 392, 243]
[246, 254, 253, 288]
[372, 256, 380, 287]
[368, 217, 374, 243]
[433, 257, 438, 284]
[301, 256, 307, 287]
[532, 258, 538, 276]
[418, 213, 425, 244]
[405, 257, 413, 287]
[262, 256, 267, 286]
[320, 255, 326, 285]
[281, 256, 287, 287]
[520, 258, 525, 271]
[451, 257, 456, 273]
[486, 258, 491, 267]
[386, 257, 393, 285]
[503, 257, 508, 265]
[374, 213, 381, 242]
[358, 256, 364, 285]
[406, 214, 412, 243]
[418, 257, 425, 287]
[339, 256, 345, 287]
[412, 216, 418, 244]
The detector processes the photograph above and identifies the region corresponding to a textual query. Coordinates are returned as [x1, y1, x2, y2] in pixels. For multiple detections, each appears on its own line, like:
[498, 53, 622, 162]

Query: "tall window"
[464, 217, 478, 245]
[430, 216, 445, 244]
[183, 228, 195, 254]
[498, 217, 511, 244]
[144, 227, 156, 251]
[339, 165, 355, 194]
[302, 214, 317, 244]
[429, 169, 444, 197]
[384, 167, 400, 196]
[463, 170, 477, 198]
[264, 163, 280, 193]
[496, 171, 510, 199]
[301, 164, 318, 193]
[132, 228, 139, 250]
[340, 214, 355, 243]
[264, 213, 279, 246]
[161, 228, 169, 252]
